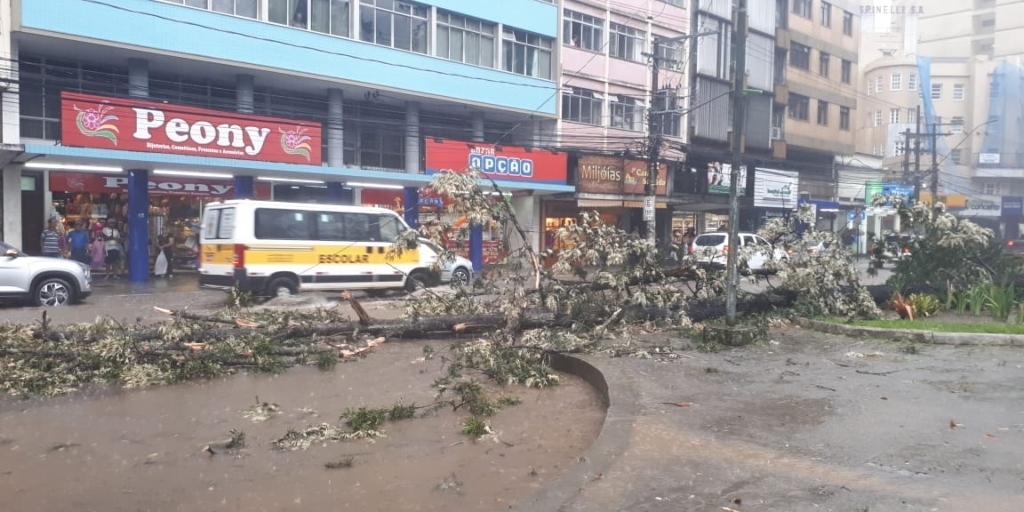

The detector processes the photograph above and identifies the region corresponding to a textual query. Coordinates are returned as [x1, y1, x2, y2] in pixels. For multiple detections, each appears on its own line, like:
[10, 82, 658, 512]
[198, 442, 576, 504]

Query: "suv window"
[755, 236, 772, 246]
[742, 235, 756, 246]
[203, 208, 235, 240]
[694, 234, 726, 246]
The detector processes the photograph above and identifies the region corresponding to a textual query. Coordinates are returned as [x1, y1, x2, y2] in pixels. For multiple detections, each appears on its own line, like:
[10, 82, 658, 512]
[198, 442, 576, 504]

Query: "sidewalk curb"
[511, 353, 638, 512]
[794, 317, 1024, 346]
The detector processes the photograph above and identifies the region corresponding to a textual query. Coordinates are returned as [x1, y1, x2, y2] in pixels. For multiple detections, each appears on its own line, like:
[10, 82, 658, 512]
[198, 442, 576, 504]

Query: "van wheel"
[405, 270, 429, 293]
[266, 277, 298, 298]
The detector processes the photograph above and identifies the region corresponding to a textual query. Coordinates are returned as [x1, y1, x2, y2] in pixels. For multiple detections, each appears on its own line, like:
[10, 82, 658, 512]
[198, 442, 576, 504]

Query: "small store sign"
[425, 139, 568, 185]
[577, 155, 667, 195]
[49, 172, 271, 199]
[707, 162, 746, 195]
[753, 168, 798, 208]
[61, 92, 323, 165]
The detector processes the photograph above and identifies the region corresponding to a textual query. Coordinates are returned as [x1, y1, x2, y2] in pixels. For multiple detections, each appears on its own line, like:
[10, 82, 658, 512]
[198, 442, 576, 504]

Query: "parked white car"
[690, 232, 788, 273]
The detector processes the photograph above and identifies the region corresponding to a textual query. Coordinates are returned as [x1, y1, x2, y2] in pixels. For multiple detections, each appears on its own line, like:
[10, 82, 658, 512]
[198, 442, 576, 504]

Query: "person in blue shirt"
[66, 220, 91, 265]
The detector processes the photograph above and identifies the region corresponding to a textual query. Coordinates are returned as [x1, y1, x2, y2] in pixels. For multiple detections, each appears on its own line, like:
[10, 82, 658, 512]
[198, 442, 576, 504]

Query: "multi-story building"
[0, 0, 573, 280]
[915, 0, 1024, 236]
[774, 0, 860, 203]
[543, 0, 690, 243]
[684, 0, 861, 232]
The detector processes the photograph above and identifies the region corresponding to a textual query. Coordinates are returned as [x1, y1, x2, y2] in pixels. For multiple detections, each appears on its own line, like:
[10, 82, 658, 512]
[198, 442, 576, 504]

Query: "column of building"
[234, 74, 256, 199]
[126, 59, 151, 283]
[469, 111, 485, 273]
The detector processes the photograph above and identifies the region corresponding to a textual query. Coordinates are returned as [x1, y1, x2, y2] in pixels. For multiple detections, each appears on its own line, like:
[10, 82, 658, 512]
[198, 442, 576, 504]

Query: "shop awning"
[19, 144, 577, 195]
[578, 199, 668, 209]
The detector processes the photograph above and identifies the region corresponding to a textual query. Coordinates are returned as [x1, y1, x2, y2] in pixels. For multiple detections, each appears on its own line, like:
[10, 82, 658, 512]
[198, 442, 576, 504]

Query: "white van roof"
[206, 199, 400, 215]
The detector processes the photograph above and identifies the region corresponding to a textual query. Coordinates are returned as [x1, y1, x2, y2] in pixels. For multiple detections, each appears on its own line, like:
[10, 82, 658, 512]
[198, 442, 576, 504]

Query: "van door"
[198, 207, 237, 288]
[310, 211, 387, 290]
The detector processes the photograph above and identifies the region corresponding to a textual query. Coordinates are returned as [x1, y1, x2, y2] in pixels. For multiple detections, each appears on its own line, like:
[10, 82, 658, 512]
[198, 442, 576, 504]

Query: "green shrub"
[907, 294, 940, 317]
[986, 282, 1016, 322]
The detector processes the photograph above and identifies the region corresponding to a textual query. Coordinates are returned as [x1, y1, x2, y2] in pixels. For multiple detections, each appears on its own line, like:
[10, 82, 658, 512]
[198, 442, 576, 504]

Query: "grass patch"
[826, 318, 1024, 335]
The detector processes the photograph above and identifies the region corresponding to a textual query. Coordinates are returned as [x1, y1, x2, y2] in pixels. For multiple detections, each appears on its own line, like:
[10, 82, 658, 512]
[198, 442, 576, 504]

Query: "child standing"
[89, 235, 106, 272]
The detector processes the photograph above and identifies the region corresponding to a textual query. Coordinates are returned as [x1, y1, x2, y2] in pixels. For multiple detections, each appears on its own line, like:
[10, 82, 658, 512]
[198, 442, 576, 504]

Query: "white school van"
[198, 200, 472, 297]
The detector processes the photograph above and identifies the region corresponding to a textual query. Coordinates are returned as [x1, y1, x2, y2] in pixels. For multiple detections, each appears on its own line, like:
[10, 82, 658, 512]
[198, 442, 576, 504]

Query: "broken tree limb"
[341, 291, 372, 326]
[153, 307, 239, 325]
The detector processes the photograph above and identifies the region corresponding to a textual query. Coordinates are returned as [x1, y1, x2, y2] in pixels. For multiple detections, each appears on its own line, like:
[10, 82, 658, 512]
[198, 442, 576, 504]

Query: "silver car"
[0, 242, 92, 306]
[419, 239, 475, 287]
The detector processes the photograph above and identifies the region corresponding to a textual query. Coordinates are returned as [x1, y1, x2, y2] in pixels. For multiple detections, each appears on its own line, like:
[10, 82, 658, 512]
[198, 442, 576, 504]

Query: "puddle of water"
[0, 342, 605, 511]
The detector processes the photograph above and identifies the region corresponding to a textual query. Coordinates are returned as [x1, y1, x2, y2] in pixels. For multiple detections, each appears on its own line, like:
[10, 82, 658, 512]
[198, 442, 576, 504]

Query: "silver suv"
[0, 241, 92, 306]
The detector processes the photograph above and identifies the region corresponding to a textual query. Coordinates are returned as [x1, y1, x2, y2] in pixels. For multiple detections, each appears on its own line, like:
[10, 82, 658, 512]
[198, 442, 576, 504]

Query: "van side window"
[255, 208, 311, 240]
[378, 214, 404, 242]
[316, 213, 346, 241]
[343, 213, 379, 242]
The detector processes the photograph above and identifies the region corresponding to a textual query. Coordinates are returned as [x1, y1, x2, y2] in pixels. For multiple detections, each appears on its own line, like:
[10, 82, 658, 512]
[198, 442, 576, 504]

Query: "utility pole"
[725, 0, 748, 325]
[930, 122, 940, 201]
[914, 105, 922, 202]
[902, 128, 912, 176]
[645, 38, 662, 246]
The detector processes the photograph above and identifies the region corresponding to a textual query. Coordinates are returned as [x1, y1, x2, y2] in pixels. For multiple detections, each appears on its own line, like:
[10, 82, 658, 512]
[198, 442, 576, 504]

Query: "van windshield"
[694, 235, 726, 246]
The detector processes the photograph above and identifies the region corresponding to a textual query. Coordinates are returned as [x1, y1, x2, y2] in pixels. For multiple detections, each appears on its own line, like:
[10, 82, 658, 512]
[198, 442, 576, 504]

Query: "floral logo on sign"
[73, 102, 119, 144]
[279, 126, 312, 161]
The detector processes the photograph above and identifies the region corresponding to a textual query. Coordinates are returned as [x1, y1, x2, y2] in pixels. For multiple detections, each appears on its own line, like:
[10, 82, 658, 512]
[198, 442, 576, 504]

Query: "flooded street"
[0, 342, 605, 512]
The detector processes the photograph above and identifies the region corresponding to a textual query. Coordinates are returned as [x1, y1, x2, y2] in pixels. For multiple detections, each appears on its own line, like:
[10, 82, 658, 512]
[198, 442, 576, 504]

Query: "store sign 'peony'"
[61, 92, 322, 165]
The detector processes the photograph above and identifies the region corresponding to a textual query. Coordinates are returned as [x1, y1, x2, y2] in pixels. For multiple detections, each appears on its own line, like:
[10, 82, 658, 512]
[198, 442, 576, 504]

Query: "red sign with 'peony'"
[61, 92, 322, 165]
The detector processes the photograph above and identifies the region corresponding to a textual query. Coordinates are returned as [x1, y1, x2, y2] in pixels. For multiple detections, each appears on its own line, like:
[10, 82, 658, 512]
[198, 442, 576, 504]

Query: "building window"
[907, 108, 917, 124]
[610, 96, 644, 131]
[951, 149, 963, 164]
[891, 73, 902, 90]
[659, 0, 686, 6]
[788, 93, 810, 121]
[842, 11, 853, 35]
[563, 9, 604, 52]
[561, 87, 603, 125]
[930, 83, 943, 100]
[950, 116, 965, 133]
[908, 73, 917, 91]
[656, 40, 685, 71]
[502, 28, 554, 79]
[19, 57, 131, 140]
[873, 109, 882, 127]
[609, 22, 644, 62]
[817, 100, 829, 125]
[953, 83, 965, 100]
[984, 182, 1000, 195]
[793, 0, 812, 19]
[819, 52, 830, 78]
[177, 0, 261, 19]
[654, 88, 681, 136]
[889, 108, 900, 123]
[895, 140, 906, 156]
[358, 0, 429, 53]
[839, 106, 850, 130]
[265, 1, 350, 32]
[820, 2, 832, 27]
[841, 59, 851, 84]
[436, 11, 496, 67]
[874, 76, 882, 93]
[790, 43, 810, 70]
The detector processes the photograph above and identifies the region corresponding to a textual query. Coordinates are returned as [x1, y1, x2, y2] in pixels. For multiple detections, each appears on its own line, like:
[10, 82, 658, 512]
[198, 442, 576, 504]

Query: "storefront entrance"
[48, 172, 270, 274]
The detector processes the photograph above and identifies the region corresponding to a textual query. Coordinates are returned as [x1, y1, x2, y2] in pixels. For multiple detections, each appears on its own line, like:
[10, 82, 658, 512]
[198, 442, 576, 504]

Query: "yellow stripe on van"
[203, 244, 420, 266]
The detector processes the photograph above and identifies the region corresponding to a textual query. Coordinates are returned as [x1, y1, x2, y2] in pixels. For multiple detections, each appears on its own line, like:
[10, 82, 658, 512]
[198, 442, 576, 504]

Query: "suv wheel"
[450, 267, 471, 287]
[35, 277, 73, 307]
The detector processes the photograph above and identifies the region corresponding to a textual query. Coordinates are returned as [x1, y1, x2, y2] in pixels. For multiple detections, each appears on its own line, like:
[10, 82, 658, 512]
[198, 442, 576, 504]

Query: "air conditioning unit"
[770, 127, 783, 140]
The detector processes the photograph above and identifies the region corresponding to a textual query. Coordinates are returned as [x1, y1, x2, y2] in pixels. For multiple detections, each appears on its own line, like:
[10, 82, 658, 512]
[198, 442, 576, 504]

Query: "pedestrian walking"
[40, 219, 63, 258]
[66, 220, 91, 265]
[155, 228, 175, 278]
